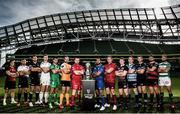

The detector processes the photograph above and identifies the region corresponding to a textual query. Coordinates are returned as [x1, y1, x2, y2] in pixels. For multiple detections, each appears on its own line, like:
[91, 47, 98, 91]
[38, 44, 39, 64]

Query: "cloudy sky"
[0, 0, 179, 27]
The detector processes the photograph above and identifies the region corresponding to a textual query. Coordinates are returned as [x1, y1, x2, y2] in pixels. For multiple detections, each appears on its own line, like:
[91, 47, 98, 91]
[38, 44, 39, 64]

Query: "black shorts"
[137, 75, 147, 86]
[128, 81, 137, 88]
[147, 79, 158, 87]
[4, 81, 16, 89]
[30, 75, 40, 86]
[105, 82, 115, 89]
[18, 76, 29, 88]
[61, 81, 71, 87]
[118, 79, 128, 89]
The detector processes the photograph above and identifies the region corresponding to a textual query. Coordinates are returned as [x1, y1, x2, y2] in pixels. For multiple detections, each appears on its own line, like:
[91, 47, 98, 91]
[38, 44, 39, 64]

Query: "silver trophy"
[85, 62, 91, 80]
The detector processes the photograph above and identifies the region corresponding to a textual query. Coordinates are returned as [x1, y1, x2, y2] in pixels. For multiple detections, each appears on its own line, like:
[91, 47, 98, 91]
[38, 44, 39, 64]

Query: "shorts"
[128, 81, 137, 88]
[40, 74, 50, 86]
[95, 80, 104, 90]
[61, 81, 71, 87]
[137, 76, 147, 86]
[147, 79, 158, 87]
[50, 79, 60, 88]
[30, 75, 40, 86]
[5, 81, 16, 89]
[105, 82, 115, 89]
[72, 81, 81, 90]
[18, 77, 29, 88]
[158, 77, 171, 87]
[118, 79, 128, 89]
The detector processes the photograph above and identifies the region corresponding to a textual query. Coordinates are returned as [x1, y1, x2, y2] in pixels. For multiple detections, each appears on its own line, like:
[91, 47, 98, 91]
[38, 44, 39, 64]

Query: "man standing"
[115, 57, 129, 110]
[39, 55, 51, 105]
[17, 59, 30, 107]
[136, 56, 148, 108]
[92, 57, 105, 111]
[70, 57, 84, 107]
[146, 56, 160, 109]
[158, 54, 174, 109]
[48, 57, 61, 109]
[29, 55, 41, 107]
[59, 56, 71, 109]
[104, 56, 117, 110]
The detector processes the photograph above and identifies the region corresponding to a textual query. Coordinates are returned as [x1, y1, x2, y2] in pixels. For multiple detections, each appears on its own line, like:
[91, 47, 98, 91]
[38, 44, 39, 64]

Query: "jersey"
[40, 62, 51, 76]
[116, 65, 129, 81]
[126, 64, 137, 82]
[29, 61, 41, 78]
[5, 66, 17, 82]
[60, 63, 71, 81]
[71, 63, 84, 83]
[50, 64, 60, 81]
[104, 63, 116, 83]
[93, 64, 104, 81]
[158, 61, 171, 77]
[17, 65, 30, 77]
[136, 62, 146, 80]
[146, 62, 159, 80]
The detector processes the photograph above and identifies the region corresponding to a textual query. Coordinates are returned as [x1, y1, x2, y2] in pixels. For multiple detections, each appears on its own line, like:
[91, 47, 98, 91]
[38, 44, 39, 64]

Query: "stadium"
[0, 0, 180, 113]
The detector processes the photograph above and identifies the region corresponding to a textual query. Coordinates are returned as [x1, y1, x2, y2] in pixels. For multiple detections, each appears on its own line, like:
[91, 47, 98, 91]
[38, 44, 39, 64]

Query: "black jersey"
[116, 65, 129, 80]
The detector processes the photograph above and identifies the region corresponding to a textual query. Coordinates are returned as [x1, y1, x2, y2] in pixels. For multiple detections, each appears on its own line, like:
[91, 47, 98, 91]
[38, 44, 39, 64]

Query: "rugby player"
[104, 56, 117, 110]
[92, 57, 105, 111]
[17, 59, 30, 107]
[126, 56, 139, 108]
[115, 57, 129, 110]
[59, 56, 71, 109]
[158, 54, 174, 109]
[146, 55, 160, 109]
[3, 60, 18, 106]
[70, 57, 84, 107]
[48, 57, 61, 109]
[29, 55, 41, 107]
[136, 56, 148, 108]
[39, 55, 51, 105]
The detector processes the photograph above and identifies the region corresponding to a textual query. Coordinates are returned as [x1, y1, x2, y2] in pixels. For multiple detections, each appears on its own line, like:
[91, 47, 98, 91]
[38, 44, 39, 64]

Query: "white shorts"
[40, 73, 50, 86]
[158, 77, 171, 87]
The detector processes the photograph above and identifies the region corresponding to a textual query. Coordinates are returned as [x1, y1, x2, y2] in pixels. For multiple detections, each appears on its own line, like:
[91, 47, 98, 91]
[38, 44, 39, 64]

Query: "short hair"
[128, 56, 134, 59]
[64, 55, 69, 59]
[119, 57, 125, 60]
[21, 58, 26, 61]
[107, 55, 112, 58]
[32, 55, 37, 57]
[53, 56, 58, 60]
[162, 54, 167, 58]
[137, 55, 143, 58]
[43, 54, 48, 57]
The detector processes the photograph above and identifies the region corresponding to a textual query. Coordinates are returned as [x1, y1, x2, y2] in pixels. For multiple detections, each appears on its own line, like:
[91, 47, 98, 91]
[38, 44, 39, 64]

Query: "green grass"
[0, 75, 180, 113]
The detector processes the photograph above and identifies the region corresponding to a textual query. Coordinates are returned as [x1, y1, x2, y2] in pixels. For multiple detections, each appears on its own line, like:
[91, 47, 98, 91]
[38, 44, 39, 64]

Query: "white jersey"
[40, 61, 51, 85]
[17, 65, 30, 77]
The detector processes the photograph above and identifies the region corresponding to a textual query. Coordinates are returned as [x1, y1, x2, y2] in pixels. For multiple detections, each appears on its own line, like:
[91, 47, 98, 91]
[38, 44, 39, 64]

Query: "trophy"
[85, 62, 91, 80]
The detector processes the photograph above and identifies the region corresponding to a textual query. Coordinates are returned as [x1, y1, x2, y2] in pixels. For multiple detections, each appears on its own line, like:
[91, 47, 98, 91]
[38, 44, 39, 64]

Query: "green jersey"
[50, 64, 60, 81]
[158, 61, 171, 77]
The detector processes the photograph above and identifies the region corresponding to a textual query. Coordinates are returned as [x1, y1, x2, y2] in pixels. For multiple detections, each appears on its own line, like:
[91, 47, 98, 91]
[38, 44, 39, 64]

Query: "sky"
[0, 0, 180, 27]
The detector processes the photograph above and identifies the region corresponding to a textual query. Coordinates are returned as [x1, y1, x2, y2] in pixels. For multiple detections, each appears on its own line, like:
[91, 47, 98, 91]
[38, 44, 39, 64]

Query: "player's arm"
[6, 70, 16, 77]
[137, 68, 145, 74]
[31, 67, 41, 72]
[105, 67, 114, 74]
[147, 66, 157, 72]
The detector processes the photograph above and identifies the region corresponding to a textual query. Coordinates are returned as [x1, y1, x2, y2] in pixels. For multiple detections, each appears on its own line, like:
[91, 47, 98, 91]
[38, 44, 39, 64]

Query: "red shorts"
[72, 81, 81, 90]
[105, 82, 115, 89]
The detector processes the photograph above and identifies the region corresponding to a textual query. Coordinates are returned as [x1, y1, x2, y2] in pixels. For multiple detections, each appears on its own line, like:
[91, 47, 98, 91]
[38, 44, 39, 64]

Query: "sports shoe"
[94, 104, 100, 108]
[11, 100, 17, 104]
[49, 103, 53, 109]
[59, 104, 64, 109]
[113, 105, 117, 110]
[3, 99, 7, 106]
[29, 102, 33, 107]
[100, 106, 105, 111]
[17, 103, 21, 107]
[54, 102, 60, 106]
[35, 101, 41, 105]
[104, 103, 110, 107]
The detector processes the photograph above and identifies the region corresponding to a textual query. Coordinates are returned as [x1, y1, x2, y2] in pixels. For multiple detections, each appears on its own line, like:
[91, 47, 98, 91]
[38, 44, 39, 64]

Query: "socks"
[106, 94, 110, 104]
[135, 94, 139, 105]
[113, 95, 117, 105]
[44, 92, 49, 103]
[150, 93, 154, 104]
[119, 95, 123, 105]
[18, 93, 22, 102]
[48, 93, 53, 103]
[53, 93, 58, 103]
[100, 96, 105, 106]
[138, 93, 142, 104]
[124, 96, 128, 107]
[156, 93, 160, 105]
[35, 92, 39, 102]
[65, 93, 70, 105]
[78, 94, 81, 103]
[11, 98, 15, 102]
[60, 93, 64, 105]
[29, 92, 33, 102]
[39, 92, 44, 103]
[169, 93, 173, 103]
[160, 92, 164, 105]
[71, 95, 75, 105]
[24, 92, 28, 102]
[144, 93, 148, 105]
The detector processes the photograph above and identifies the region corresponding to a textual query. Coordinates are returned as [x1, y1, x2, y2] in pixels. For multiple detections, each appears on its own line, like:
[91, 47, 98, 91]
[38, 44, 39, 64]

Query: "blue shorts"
[95, 80, 104, 90]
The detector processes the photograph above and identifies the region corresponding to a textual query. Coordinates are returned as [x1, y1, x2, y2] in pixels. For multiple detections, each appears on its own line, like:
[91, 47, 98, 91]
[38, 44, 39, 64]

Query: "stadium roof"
[0, 4, 180, 50]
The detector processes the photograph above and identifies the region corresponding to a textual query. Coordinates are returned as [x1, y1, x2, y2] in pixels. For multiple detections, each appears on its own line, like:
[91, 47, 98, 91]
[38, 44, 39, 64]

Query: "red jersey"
[146, 62, 159, 79]
[104, 63, 116, 83]
[6, 66, 16, 82]
[71, 63, 84, 83]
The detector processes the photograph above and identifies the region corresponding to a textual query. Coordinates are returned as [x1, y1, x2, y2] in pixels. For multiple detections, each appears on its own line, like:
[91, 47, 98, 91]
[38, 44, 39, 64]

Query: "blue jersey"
[127, 64, 137, 82]
[93, 64, 104, 81]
